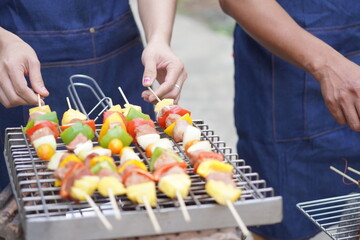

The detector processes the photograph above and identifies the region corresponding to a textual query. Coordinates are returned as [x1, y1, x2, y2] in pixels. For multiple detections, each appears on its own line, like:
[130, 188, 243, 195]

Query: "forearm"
[220, 0, 343, 76]
[137, 0, 177, 45]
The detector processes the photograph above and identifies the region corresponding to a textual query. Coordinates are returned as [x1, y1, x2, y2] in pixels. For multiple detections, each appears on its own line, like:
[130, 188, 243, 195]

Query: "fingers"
[28, 58, 49, 97]
[146, 65, 187, 103]
[0, 71, 31, 107]
[325, 90, 360, 131]
[7, 65, 39, 106]
[142, 58, 157, 87]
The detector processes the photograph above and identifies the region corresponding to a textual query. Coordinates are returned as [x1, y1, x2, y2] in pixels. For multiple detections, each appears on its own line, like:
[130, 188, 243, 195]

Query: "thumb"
[142, 58, 157, 87]
[28, 60, 49, 97]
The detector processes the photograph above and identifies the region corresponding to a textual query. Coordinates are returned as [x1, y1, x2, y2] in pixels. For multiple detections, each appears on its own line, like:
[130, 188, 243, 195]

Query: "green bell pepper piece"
[99, 126, 133, 148]
[125, 107, 150, 122]
[60, 121, 94, 145]
[149, 147, 183, 172]
[24, 111, 59, 133]
[91, 161, 116, 174]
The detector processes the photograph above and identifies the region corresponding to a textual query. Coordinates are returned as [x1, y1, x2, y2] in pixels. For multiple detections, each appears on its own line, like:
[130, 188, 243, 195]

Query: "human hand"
[141, 41, 187, 104]
[314, 56, 360, 131]
[0, 28, 48, 108]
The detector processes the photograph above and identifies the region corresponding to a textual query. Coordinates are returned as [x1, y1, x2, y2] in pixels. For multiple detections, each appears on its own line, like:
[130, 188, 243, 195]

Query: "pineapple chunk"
[126, 182, 157, 206]
[70, 187, 88, 201]
[73, 176, 100, 195]
[29, 105, 51, 115]
[158, 174, 191, 199]
[205, 180, 241, 205]
[154, 99, 174, 113]
[61, 109, 87, 125]
[98, 176, 126, 196]
[108, 104, 123, 112]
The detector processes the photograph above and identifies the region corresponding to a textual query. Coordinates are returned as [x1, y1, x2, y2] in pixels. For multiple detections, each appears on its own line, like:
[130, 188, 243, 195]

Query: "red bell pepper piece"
[126, 118, 156, 139]
[157, 106, 191, 129]
[60, 119, 96, 132]
[26, 120, 60, 139]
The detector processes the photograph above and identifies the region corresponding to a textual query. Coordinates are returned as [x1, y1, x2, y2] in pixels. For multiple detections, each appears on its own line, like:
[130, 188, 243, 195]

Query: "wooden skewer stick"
[147, 87, 161, 102]
[108, 189, 121, 220]
[348, 167, 360, 176]
[226, 200, 250, 238]
[66, 97, 72, 109]
[142, 196, 161, 233]
[176, 190, 190, 222]
[118, 86, 130, 105]
[330, 166, 358, 185]
[84, 194, 113, 231]
[37, 94, 41, 107]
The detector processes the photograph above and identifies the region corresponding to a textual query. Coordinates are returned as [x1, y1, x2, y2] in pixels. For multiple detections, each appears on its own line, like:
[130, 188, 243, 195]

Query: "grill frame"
[5, 123, 282, 240]
[297, 194, 360, 240]
[3, 74, 282, 240]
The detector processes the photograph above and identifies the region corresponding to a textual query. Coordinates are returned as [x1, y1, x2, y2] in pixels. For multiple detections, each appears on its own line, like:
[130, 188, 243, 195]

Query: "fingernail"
[42, 87, 49, 94]
[143, 77, 151, 84]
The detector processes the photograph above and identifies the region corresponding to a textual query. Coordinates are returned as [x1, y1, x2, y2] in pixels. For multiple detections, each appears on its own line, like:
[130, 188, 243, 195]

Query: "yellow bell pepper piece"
[158, 173, 191, 199]
[54, 179, 61, 187]
[99, 112, 126, 141]
[117, 159, 147, 174]
[58, 154, 82, 168]
[29, 105, 51, 115]
[154, 98, 174, 113]
[205, 180, 241, 205]
[61, 108, 87, 125]
[126, 181, 157, 206]
[164, 113, 192, 137]
[98, 176, 126, 196]
[196, 160, 233, 178]
[89, 156, 116, 169]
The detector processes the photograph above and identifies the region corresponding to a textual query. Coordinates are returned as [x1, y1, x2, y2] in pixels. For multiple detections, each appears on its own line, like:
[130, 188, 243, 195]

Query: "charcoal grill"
[297, 194, 360, 240]
[4, 74, 282, 240]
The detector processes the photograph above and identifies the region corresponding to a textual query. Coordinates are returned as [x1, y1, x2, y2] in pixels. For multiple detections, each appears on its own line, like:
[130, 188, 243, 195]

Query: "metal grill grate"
[297, 194, 360, 240]
[4, 74, 282, 240]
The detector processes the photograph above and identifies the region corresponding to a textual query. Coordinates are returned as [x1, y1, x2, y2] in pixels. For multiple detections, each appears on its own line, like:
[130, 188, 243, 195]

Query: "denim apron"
[0, 0, 153, 190]
[233, 1, 360, 239]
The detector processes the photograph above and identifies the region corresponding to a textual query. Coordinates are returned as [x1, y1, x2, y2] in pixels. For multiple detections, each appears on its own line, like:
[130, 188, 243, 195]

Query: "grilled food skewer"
[119, 147, 161, 232]
[117, 88, 192, 222]
[58, 108, 124, 223]
[151, 96, 250, 234]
